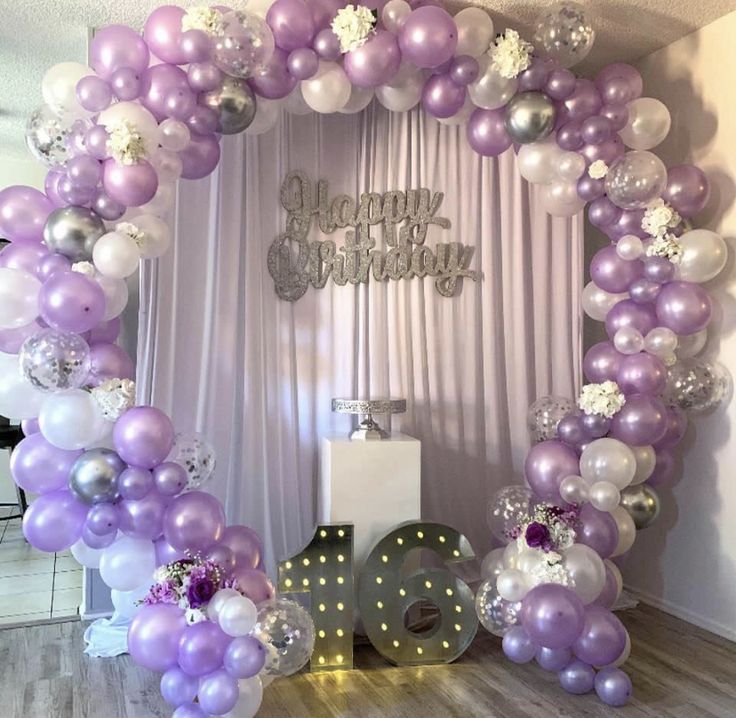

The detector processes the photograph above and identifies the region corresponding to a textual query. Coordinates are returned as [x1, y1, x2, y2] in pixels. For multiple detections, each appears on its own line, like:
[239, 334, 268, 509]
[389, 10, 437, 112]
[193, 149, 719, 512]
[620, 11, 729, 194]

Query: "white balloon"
[244, 97, 282, 134]
[95, 273, 129, 320]
[619, 97, 671, 150]
[224, 677, 263, 718]
[517, 140, 560, 184]
[151, 149, 183, 183]
[516, 548, 544, 574]
[454, 7, 494, 57]
[219, 595, 259, 637]
[615, 235, 644, 261]
[382, 0, 412, 34]
[0, 351, 46, 420]
[93, 231, 141, 279]
[563, 543, 606, 604]
[559, 474, 589, 504]
[339, 86, 374, 114]
[614, 326, 644, 355]
[557, 152, 587, 182]
[630, 444, 656, 485]
[676, 328, 707, 359]
[541, 180, 586, 217]
[207, 588, 242, 622]
[99, 536, 156, 591]
[132, 215, 171, 259]
[611, 506, 637, 556]
[0, 268, 41, 329]
[376, 66, 424, 112]
[111, 583, 150, 619]
[301, 61, 351, 114]
[468, 55, 517, 110]
[580, 438, 637, 489]
[71, 538, 107, 568]
[582, 281, 627, 321]
[39, 389, 107, 450]
[677, 228, 728, 283]
[496, 568, 531, 602]
[159, 119, 191, 152]
[588, 481, 621, 512]
[98, 101, 160, 147]
[644, 327, 677, 357]
[480, 547, 506, 580]
[42, 62, 93, 117]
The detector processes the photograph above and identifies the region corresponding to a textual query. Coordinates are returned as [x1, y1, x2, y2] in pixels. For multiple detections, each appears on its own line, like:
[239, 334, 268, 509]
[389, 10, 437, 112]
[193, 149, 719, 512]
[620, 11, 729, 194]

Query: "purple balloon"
[628, 278, 661, 305]
[559, 659, 596, 694]
[143, 5, 188, 65]
[0, 242, 47, 275]
[230, 567, 276, 604]
[610, 393, 668, 446]
[580, 136, 625, 165]
[610, 207, 647, 240]
[187, 106, 220, 137]
[577, 504, 619, 558]
[82, 524, 117, 548]
[153, 462, 188, 497]
[467, 108, 512, 157]
[110, 67, 143, 101]
[545, 69, 576, 100]
[536, 645, 573, 672]
[594, 563, 621, 609]
[590, 246, 642, 294]
[267, 0, 316, 51]
[421, 74, 466, 119]
[449, 55, 479, 86]
[76, 76, 113, 113]
[520, 584, 585, 650]
[287, 48, 319, 80]
[502, 626, 538, 664]
[344, 31, 401, 88]
[595, 63, 643, 105]
[517, 57, 553, 92]
[10, 434, 81, 494]
[573, 605, 627, 667]
[563, 79, 602, 121]
[129, 603, 187, 672]
[44, 170, 66, 207]
[556, 415, 586, 445]
[644, 256, 675, 283]
[21, 418, 40, 436]
[172, 705, 207, 718]
[188, 62, 223, 92]
[595, 667, 632, 706]
[605, 300, 658, 339]
[102, 159, 159, 208]
[308, 0, 343, 28]
[524, 440, 580, 503]
[224, 636, 267, 678]
[584, 342, 624, 383]
[600, 103, 629, 131]
[0, 321, 45, 354]
[653, 407, 687, 450]
[398, 6, 458, 69]
[616, 352, 667, 396]
[656, 281, 712, 335]
[91, 24, 150, 80]
[198, 669, 240, 715]
[220, 524, 263, 570]
[179, 134, 222, 180]
[87, 316, 122, 345]
[581, 115, 612, 145]
[37, 253, 71, 282]
[178, 621, 232, 677]
[164, 87, 197, 121]
[647, 448, 675, 487]
[160, 667, 199, 707]
[581, 412, 612, 439]
[86, 342, 135, 387]
[663, 164, 710, 218]
[180, 29, 212, 63]
[556, 120, 584, 151]
[0, 185, 54, 244]
[39, 271, 106, 333]
[119, 490, 168, 540]
[313, 28, 341, 61]
[113, 406, 175, 470]
[163, 491, 226, 552]
[248, 48, 297, 100]
[92, 190, 126, 221]
[587, 197, 621, 229]
[577, 175, 605, 202]
[57, 177, 95, 207]
[205, 544, 237, 573]
[84, 126, 110, 160]
[86, 502, 120, 535]
[22, 489, 87, 552]
[139, 63, 190, 121]
[67, 156, 103, 189]
[154, 536, 188, 566]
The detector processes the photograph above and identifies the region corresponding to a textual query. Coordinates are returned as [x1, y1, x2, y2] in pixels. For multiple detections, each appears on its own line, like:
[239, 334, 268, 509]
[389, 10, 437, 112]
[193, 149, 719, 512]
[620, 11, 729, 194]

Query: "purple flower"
[187, 575, 217, 608]
[143, 579, 179, 606]
[525, 522, 552, 550]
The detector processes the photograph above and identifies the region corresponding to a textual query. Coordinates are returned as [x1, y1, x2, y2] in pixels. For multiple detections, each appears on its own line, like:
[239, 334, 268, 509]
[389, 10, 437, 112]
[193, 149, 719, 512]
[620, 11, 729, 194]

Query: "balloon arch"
[0, 1, 728, 715]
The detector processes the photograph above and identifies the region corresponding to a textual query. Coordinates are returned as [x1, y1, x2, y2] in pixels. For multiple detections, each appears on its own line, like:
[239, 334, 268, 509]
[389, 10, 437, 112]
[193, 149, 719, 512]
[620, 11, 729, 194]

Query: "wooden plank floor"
[0, 603, 734, 717]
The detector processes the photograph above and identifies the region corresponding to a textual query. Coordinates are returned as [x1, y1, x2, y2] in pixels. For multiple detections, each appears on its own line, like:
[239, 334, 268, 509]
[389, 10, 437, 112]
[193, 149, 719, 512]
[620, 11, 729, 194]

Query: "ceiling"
[1, 0, 735, 160]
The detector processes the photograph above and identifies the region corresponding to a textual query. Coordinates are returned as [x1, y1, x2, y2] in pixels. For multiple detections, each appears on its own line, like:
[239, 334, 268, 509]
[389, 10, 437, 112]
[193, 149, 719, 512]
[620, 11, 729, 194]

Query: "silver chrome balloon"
[43, 206, 106, 262]
[504, 92, 557, 145]
[201, 77, 258, 135]
[69, 448, 125, 504]
[620, 484, 661, 530]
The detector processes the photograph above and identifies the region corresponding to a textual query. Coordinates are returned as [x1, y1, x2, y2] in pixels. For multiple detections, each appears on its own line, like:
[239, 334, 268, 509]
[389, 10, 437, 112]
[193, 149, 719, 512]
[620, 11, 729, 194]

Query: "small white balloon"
[559, 474, 589, 504]
[93, 231, 141, 278]
[219, 595, 259, 637]
[71, 538, 107, 568]
[133, 214, 171, 259]
[39, 389, 107, 450]
[517, 139, 560, 184]
[614, 326, 645, 355]
[207, 588, 242, 623]
[227, 677, 263, 718]
[480, 547, 507, 580]
[496, 568, 531, 602]
[644, 327, 678, 357]
[619, 97, 671, 150]
[99, 535, 156, 591]
[616, 235, 644, 261]
[376, 66, 424, 112]
[339, 86, 374, 115]
[159, 119, 191, 151]
[557, 152, 587, 182]
[469, 55, 517, 110]
[382, 0, 412, 34]
[541, 180, 586, 217]
[588, 481, 621, 512]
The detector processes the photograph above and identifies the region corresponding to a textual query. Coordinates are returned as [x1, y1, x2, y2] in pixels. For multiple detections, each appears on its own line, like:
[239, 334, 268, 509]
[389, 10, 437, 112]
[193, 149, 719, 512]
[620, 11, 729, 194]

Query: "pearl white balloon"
[480, 547, 506, 580]
[0, 351, 46, 420]
[339, 86, 374, 115]
[376, 66, 424, 112]
[676, 328, 707, 359]
[133, 214, 171, 259]
[582, 281, 627, 321]
[99, 536, 156, 591]
[111, 583, 150, 619]
[39, 389, 107, 450]
[630, 444, 656, 485]
[382, 0, 412, 34]
[644, 327, 678, 357]
[557, 152, 587, 182]
[244, 97, 282, 134]
[468, 55, 517, 110]
[301, 61, 351, 114]
[611, 506, 637, 556]
[228, 677, 263, 718]
[542, 180, 586, 217]
[159, 119, 191, 151]
[616, 235, 644, 260]
[559, 474, 589, 504]
[95, 273, 129, 320]
[496, 568, 531, 602]
[563, 543, 606, 604]
[98, 101, 160, 147]
[219, 595, 259, 637]
[614, 327, 645, 355]
[207, 588, 242, 622]
[0, 268, 41, 329]
[677, 228, 728, 283]
[588, 481, 621, 512]
[93, 231, 141, 278]
[71, 537, 107, 568]
[619, 97, 671, 150]
[580, 438, 637, 489]
[517, 140, 560, 184]
[454, 7, 494, 57]
[516, 548, 544, 574]
[42, 62, 93, 117]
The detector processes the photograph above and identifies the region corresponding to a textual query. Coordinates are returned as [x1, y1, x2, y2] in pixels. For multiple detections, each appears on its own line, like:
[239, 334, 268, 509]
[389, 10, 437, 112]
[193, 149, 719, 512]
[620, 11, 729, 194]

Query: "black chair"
[0, 422, 27, 522]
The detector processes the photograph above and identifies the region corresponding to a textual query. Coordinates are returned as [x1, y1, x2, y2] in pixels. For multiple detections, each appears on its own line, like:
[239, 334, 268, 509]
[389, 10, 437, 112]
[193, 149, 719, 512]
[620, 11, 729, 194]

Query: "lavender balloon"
[118, 467, 154, 500]
[648, 448, 675, 487]
[594, 563, 621, 609]
[556, 415, 586, 445]
[139, 63, 190, 121]
[582, 412, 612, 438]
[610, 394, 668, 447]
[160, 667, 199, 707]
[0, 185, 54, 244]
[87, 316, 122, 345]
[39, 271, 106, 333]
[267, 0, 316, 51]
[467, 108, 512, 157]
[536, 646, 573, 672]
[616, 352, 667, 396]
[118, 490, 168, 540]
[502, 626, 537, 664]
[313, 28, 341, 61]
[82, 524, 117, 549]
[656, 281, 712, 335]
[179, 134, 221, 180]
[573, 605, 627, 667]
[224, 636, 267, 678]
[230, 567, 276, 603]
[172, 704, 207, 718]
[10, 433, 81, 494]
[344, 31, 401, 88]
[102, 159, 158, 207]
[249, 48, 297, 99]
[422, 74, 466, 119]
[590, 246, 642, 294]
[398, 6, 458, 69]
[143, 5, 187, 65]
[595, 63, 643, 104]
[559, 659, 596, 694]
[653, 407, 687, 450]
[22, 489, 87, 552]
[545, 69, 576, 100]
[220, 524, 263, 570]
[113, 406, 175, 470]
[587, 197, 621, 228]
[450, 56, 479, 86]
[87, 342, 135, 387]
[520, 584, 585, 649]
[605, 300, 657, 340]
[163, 491, 226, 552]
[524, 439, 579, 502]
[644, 256, 676, 283]
[557, 120, 584, 151]
[177, 621, 232, 677]
[663, 164, 710, 218]
[595, 667, 632, 706]
[154, 536, 187, 566]
[86, 502, 120, 536]
[90, 24, 150, 79]
[128, 603, 187, 672]
[287, 48, 319, 80]
[0, 242, 47, 275]
[563, 79, 602, 121]
[577, 504, 618, 558]
[198, 669, 240, 715]
[110, 68, 143, 101]
[153, 462, 188, 496]
[188, 62, 223, 92]
[76, 76, 112, 113]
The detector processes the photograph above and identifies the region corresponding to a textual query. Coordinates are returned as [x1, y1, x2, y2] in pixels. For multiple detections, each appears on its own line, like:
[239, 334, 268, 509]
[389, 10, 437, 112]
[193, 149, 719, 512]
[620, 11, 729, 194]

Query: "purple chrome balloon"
[610, 393, 668, 446]
[663, 164, 710, 218]
[179, 134, 222, 180]
[595, 63, 643, 104]
[153, 462, 188, 497]
[85, 502, 120, 536]
[573, 605, 627, 667]
[102, 159, 159, 207]
[230, 567, 276, 603]
[219, 524, 263, 570]
[344, 31, 401, 88]
[267, 0, 316, 51]
[577, 504, 619, 558]
[313, 28, 341, 61]
[113, 406, 175, 470]
[163, 491, 225, 552]
[160, 667, 199, 708]
[248, 47, 297, 99]
[177, 621, 232, 677]
[421, 74, 466, 119]
[466, 108, 512, 157]
[118, 490, 168, 540]
[595, 667, 632, 706]
[143, 5, 188, 65]
[224, 636, 267, 678]
[524, 439, 580, 503]
[605, 300, 658, 340]
[398, 6, 458, 69]
[87, 342, 135, 387]
[10, 434, 82, 494]
[287, 47, 319, 80]
[545, 69, 576, 100]
[90, 24, 150, 79]
[22, 489, 87, 552]
[129, 603, 187, 672]
[520, 584, 585, 650]
[536, 645, 573, 672]
[616, 352, 667, 396]
[0, 185, 54, 244]
[655, 281, 712, 335]
[502, 626, 538, 664]
[590, 246, 643, 294]
[559, 660, 595, 694]
[39, 271, 106, 334]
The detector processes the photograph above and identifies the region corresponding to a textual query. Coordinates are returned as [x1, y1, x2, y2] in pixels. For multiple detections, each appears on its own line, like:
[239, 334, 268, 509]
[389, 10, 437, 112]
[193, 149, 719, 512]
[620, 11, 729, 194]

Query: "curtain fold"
[138, 105, 583, 575]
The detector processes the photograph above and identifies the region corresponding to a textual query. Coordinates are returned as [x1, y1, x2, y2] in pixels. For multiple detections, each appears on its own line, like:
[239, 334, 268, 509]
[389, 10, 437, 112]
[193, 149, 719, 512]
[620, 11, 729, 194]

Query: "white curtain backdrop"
[137, 104, 584, 575]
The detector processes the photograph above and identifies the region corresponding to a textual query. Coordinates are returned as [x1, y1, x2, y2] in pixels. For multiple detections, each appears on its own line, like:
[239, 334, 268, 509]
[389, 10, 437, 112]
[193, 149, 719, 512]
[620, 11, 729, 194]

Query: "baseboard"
[626, 585, 736, 642]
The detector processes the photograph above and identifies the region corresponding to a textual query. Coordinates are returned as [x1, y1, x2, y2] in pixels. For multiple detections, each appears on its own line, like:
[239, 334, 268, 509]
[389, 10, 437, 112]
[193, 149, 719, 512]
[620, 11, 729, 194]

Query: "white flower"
[116, 221, 145, 248]
[331, 4, 377, 54]
[153, 566, 168, 582]
[641, 198, 681, 238]
[182, 6, 225, 36]
[106, 120, 148, 166]
[578, 380, 626, 419]
[71, 261, 96, 277]
[530, 556, 572, 587]
[588, 160, 609, 180]
[91, 378, 136, 421]
[489, 29, 533, 79]
[185, 608, 208, 625]
[645, 233, 683, 264]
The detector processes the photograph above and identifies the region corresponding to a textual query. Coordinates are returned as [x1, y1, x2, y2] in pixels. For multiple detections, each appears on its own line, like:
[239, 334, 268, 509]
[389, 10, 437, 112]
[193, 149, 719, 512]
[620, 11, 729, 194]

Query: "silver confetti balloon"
[604, 151, 668, 210]
[69, 448, 125, 504]
[43, 206, 106, 262]
[252, 598, 315, 677]
[487, 485, 533, 543]
[527, 395, 576, 443]
[620, 484, 661, 530]
[19, 329, 90, 392]
[167, 432, 216, 490]
[212, 10, 275, 79]
[475, 578, 520, 636]
[201, 77, 258, 135]
[504, 92, 557, 145]
[533, 2, 596, 69]
[663, 360, 729, 412]
[25, 104, 76, 168]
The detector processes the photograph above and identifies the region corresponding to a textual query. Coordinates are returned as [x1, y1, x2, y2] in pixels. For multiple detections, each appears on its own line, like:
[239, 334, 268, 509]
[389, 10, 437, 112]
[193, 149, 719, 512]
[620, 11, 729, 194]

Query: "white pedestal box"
[318, 433, 421, 573]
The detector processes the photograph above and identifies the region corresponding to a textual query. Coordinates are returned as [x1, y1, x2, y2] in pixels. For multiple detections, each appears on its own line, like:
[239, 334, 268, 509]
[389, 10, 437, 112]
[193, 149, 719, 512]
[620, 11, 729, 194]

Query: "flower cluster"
[181, 6, 225, 36]
[106, 120, 147, 165]
[578, 380, 626, 418]
[116, 221, 145, 248]
[641, 198, 681, 238]
[91, 378, 136, 420]
[331, 4, 377, 54]
[489, 29, 534, 79]
[646, 233, 683, 264]
[143, 557, 237, 625]
[588, 160, 609, 179]
[71, 261, 96, 277]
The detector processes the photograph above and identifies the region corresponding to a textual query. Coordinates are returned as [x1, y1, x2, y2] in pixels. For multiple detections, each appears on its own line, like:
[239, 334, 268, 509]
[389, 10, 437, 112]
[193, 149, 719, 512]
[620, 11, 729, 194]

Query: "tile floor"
[0, 506, 82, 625]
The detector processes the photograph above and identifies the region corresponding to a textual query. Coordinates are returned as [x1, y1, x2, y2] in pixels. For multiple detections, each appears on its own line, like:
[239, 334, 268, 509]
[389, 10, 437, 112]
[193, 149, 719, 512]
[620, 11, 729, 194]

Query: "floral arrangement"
[181, 6, 225, 36]
[90, 378, 136, 420]
[645, 233, 683, 264]
[106, 120, 148, 165]
[331, 4, 377, 54]
[71, 261, 96, 277]
[116, 221, 145, 247]
[143, 556, 238, 625]
[641, 198, 681, 238]
[489, 29, 534, 79]
[588, 160, 609, 179]
[578, 380, 626, 418]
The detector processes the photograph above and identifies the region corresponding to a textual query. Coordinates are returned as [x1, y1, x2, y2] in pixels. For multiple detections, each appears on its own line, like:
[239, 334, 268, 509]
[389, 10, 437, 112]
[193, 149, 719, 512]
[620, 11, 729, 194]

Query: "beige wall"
[623, 11, 736, 639]
[0, 157, 45, 192]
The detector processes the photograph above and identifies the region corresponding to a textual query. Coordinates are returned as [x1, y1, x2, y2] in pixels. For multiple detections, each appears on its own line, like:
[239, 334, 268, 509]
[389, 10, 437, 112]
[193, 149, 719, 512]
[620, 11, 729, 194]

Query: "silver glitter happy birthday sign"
[267, 171, 478, 301]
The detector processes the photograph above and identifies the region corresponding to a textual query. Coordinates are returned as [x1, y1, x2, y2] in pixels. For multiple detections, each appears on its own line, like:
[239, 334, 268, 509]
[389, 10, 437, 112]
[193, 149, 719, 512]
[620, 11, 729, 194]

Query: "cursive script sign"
[267, 171, 478, 301]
